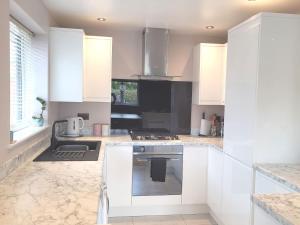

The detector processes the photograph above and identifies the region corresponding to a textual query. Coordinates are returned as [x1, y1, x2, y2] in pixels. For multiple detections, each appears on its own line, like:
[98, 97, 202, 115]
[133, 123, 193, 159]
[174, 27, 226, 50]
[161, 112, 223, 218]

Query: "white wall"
[0, 0, 58, 164]
[57, 26, 226, 132]
[0, 0, 10, 161]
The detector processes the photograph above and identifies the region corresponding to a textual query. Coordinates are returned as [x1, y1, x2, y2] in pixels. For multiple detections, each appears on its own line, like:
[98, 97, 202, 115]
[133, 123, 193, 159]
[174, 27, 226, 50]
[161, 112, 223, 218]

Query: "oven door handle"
[135, 157, 180, 162]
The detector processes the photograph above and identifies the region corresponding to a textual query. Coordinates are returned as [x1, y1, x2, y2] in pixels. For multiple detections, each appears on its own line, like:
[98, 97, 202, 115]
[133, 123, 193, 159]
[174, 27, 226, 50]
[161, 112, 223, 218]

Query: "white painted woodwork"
[192, 43, 226, 105]
[84, 36, 112, 102]
[182, 146, 208, 205]
[50, 27, 84, 102]
[224, 13, 300, 166]
[207, 147, 223, 219]
[254, 171, 295, 194]
[221, 154, 252, 225]
[106, 145, 132, 207]
[253, 205, 281, 225]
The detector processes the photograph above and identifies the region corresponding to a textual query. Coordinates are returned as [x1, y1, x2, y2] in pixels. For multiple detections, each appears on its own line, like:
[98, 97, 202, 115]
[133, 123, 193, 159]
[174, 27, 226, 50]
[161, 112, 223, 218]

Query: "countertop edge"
[254, 165, 300, 192]
[252, 194, 295, 225]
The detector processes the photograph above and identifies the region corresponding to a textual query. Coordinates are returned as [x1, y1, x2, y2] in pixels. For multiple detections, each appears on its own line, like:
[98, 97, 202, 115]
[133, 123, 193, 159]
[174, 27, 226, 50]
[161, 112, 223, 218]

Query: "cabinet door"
[106, 145, 132, 207]
[224, 22, 260, 166]
[255, 172, 295, 194]
[193, 44, 226, 105]
[50, 28, 84, 102]
[199, 44, 226, 105]
[182, 146, 208, 204]
[207, 148, 223, 219]
[221, 155, 252, 225]
[253, 205, 281, 225]
[84, 36, 112, 102]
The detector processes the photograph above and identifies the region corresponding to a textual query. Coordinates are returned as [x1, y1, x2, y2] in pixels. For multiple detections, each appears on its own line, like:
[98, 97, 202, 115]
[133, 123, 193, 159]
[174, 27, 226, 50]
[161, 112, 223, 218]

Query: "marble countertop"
[0, 135, 222, 225]
[254, 164, 300, 192]
[252, 193, 300, 225]
[253, 164, 300, 225]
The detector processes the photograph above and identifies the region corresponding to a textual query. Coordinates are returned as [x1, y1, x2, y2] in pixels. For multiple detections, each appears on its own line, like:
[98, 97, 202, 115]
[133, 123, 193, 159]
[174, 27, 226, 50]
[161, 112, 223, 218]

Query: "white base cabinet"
[255, 171, 295, 194]
[207, 147, 223, 220]
[182, 146, 208, 205]
[221, 155, 252, 225]
[253, 205, 281, 225]
[106, 145, 132, 208]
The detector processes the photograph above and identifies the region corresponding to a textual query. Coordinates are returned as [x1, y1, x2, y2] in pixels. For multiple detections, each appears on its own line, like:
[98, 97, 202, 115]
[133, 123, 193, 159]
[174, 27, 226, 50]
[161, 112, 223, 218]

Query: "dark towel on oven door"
[150, 158, 167, 182]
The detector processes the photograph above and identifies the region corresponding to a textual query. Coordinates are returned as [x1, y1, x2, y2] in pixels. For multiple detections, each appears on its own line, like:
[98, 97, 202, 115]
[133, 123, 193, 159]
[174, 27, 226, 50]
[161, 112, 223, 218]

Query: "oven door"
[132, 153, 183, 196]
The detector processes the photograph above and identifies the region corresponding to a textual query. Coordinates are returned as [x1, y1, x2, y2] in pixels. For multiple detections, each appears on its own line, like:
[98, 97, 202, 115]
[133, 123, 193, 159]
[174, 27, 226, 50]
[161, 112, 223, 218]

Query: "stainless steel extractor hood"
[142, 28, 170, 77]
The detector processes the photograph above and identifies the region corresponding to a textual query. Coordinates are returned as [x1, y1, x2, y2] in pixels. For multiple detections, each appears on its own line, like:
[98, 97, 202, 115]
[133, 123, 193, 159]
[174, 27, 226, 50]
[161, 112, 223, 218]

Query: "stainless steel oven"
[132, 145, 183, 196]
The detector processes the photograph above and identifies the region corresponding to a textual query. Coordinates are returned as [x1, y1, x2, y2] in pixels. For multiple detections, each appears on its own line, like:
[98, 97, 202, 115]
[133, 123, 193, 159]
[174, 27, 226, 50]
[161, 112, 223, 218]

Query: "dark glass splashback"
[139, 80, 171, 113]
[111, 79, 192, 134]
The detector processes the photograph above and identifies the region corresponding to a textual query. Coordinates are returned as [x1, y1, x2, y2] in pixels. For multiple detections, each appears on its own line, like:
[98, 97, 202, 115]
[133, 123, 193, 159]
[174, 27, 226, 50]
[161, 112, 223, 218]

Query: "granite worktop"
[252, 164, 300, 225]
[252, 193, 300, 225]
[254, 164, 300, 192]
[0, 135, 222, 225]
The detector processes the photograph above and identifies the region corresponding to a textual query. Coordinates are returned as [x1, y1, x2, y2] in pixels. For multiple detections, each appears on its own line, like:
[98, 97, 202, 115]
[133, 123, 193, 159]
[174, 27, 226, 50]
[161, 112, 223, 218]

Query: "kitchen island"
[0, 135, 222, 225]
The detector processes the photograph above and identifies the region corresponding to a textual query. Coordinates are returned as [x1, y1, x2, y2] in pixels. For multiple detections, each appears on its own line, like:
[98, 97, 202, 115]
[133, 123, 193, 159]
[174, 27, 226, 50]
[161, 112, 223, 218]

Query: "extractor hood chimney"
[142, 28, 170, 77]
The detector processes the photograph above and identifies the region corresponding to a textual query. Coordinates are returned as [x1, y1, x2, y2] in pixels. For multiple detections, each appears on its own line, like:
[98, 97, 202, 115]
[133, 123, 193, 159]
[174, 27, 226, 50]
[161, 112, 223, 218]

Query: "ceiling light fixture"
[205, 26, 215, 30]
[97, 18, 106, 22]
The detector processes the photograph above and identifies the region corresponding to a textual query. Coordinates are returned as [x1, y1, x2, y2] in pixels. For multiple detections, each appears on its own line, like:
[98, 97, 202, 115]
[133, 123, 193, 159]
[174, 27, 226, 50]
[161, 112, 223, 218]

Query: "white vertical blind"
[10, 19, 34, 131]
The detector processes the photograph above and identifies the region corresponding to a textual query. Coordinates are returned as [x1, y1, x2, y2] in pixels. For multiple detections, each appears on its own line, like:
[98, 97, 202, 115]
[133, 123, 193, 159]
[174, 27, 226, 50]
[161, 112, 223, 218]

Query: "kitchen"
[0, 0, 300, 225]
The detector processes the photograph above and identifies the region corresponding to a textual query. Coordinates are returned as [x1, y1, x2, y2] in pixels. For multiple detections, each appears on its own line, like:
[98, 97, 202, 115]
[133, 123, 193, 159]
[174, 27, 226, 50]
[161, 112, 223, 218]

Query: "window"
[10, 19, 34, 131]
[112, 80, 138, 105]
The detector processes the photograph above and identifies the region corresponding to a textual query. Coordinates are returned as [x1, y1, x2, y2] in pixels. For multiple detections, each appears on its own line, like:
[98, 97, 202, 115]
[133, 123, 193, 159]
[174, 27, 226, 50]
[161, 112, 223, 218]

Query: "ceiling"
[42, 0, 300, 36]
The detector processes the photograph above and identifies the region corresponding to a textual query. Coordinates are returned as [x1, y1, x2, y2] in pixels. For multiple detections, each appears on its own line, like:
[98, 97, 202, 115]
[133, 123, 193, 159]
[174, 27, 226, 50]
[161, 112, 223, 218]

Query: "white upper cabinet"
[192, 43, 227, 105]
[50, 28, 84, 102]
[50, 27, 112, 102]
[84, 36, 112, 102]
[224, 13, 300, 166]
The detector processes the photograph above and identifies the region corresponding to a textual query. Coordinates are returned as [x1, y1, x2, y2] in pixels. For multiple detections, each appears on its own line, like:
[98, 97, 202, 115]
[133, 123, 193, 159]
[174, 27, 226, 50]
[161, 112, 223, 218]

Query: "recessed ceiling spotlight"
[97, 18, 106, 22]
[206, 26, 215, 30]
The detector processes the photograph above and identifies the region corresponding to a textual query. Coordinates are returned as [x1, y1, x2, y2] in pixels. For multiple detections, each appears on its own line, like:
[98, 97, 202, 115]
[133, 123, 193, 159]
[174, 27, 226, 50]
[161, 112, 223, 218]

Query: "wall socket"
[77, 113, 89, 120]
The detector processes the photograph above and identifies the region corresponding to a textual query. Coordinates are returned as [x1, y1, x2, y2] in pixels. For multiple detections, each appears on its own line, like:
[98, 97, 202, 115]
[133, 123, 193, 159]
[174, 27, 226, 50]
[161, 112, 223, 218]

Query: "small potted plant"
[32, 97, 46, 127]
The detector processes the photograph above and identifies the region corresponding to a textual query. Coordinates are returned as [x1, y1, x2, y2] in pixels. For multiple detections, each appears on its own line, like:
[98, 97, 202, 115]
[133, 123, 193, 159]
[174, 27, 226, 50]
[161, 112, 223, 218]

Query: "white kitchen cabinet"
[221, 154, 252, 225]
[255, 171, 295, 194]
[84, 36, 112, 102]
[253, 205, 281, 225]
[50, 27, 84, 102]
[192, 43, 227, 105]
[207, 147, 223, 220]
[50, 27, 112, 102]
[224, 13, 300, 166]
[182, 146, 208, 205]
[106, 145, 132, 208]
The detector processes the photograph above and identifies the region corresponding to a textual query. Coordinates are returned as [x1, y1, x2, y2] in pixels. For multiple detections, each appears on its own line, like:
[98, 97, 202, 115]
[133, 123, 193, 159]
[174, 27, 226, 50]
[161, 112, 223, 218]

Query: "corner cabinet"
[192, 43, 227, 105]
[49, 27, 112, 102]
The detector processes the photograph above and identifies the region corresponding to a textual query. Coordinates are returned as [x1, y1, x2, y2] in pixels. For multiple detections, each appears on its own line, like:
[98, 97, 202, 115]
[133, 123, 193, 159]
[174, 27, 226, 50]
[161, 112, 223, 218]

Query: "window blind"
[10, 19, 34, 131]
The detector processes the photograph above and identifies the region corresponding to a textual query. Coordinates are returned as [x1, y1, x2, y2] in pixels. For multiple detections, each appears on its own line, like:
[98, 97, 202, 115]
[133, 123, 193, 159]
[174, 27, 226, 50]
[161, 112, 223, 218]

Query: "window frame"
[9, 17, 34, 132]
[112, 79, 140, 106]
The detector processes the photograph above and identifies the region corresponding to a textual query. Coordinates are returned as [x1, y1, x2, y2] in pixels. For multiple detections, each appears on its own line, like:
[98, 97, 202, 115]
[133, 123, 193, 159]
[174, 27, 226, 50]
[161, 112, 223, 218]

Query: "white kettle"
[66, 117, 84, 136]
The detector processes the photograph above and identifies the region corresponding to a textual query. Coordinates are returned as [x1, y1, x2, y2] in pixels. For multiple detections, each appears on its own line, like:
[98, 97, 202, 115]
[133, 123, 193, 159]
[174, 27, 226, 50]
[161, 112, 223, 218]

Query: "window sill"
[9, 125, 50, 148]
